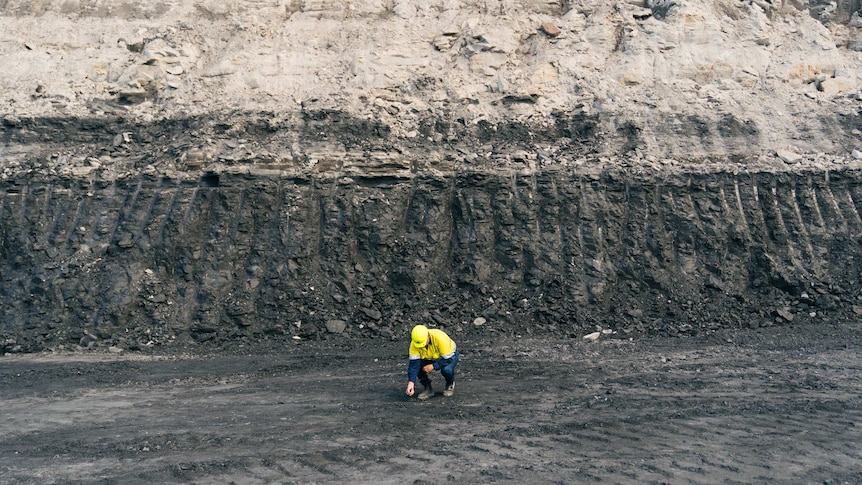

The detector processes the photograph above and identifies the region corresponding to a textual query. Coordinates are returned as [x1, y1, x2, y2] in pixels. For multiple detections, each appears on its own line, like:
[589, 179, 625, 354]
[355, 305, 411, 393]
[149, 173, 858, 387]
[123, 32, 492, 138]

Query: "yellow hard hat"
[411, 325, 429, 347]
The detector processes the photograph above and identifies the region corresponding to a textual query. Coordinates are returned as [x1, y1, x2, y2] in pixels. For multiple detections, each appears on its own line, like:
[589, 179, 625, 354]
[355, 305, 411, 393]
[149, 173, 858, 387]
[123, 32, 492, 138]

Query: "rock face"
[3, 147, 861, 351]
[2, 0, 862, 351]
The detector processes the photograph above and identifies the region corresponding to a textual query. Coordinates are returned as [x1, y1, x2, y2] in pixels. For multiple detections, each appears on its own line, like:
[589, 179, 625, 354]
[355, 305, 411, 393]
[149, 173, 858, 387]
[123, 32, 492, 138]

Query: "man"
[405, 324, 459, 400]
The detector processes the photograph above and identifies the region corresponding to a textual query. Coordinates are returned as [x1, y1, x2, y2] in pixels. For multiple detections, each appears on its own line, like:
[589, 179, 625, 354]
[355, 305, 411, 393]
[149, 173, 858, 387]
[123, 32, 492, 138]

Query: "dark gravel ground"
[2, 321, 861, 484]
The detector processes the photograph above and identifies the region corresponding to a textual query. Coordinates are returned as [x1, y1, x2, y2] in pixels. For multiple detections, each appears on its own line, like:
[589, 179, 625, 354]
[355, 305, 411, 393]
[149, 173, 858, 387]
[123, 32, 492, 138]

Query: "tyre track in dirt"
[1, 323, 861, 484]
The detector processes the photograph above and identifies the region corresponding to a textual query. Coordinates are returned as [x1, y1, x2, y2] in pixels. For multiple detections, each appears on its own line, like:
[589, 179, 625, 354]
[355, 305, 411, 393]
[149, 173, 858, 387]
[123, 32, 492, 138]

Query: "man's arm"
[407, 358, 421, 383]
[405, 358, 422, 396]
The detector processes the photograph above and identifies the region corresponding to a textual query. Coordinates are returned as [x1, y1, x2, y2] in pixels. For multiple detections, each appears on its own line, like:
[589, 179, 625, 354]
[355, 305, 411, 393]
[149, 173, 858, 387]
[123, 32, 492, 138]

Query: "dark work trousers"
[418, 348, 460, 388]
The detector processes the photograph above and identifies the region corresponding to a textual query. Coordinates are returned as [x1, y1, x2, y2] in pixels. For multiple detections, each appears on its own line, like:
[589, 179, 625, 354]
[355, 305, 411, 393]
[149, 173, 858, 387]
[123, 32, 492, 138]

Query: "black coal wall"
[2, 166, 861, 352]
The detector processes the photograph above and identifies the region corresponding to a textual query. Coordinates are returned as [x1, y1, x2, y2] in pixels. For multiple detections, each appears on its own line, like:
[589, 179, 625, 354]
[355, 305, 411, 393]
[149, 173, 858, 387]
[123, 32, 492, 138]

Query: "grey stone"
[325, 319, 347, 334]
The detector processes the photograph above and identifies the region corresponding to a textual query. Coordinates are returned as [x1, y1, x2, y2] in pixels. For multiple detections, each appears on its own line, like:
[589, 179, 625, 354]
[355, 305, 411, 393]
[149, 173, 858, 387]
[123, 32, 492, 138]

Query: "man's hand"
[422, 364, 435, 373]
[406, 381, 415, 396]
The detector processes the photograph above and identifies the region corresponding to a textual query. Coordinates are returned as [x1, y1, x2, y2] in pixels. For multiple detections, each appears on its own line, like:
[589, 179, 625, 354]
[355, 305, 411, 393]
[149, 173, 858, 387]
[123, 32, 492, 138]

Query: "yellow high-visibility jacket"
[407, 329, 456, 383]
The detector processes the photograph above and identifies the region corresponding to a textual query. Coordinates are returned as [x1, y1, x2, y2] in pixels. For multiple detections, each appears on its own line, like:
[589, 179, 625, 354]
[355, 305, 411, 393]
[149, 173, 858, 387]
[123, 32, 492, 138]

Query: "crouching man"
[405, 325, 459, 400]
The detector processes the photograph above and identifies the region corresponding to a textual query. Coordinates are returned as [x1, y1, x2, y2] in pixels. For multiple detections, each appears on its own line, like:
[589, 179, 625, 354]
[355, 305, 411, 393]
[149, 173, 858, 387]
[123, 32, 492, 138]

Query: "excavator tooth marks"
[4, 167, 862, 343]
[818, 181, 847, 232]
[783, 185, 815, 268]
[837, 180, 862, 230]
[41, 187, 77, 251]
[557, 177, 588, 304]
[108, 179, 143, 250]
[577, 176, 611, 298]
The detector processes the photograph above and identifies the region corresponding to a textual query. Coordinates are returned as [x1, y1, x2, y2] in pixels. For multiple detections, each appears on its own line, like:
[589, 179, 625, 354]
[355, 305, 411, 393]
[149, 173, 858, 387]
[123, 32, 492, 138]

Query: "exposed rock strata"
[2, 119, 861, 352]
[3, 0, 862, 351]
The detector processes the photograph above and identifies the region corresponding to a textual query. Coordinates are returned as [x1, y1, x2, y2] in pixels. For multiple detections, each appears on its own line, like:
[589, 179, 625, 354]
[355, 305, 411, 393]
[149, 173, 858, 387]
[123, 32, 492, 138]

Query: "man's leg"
[440, 349, 459, 396]
[417, 359, 434, 399]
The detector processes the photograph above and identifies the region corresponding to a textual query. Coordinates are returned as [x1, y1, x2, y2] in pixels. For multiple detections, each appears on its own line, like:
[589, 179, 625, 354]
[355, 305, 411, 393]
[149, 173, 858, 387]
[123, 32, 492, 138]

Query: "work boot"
[418, 386, 434, 400]
[443, 382, 455, 397]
